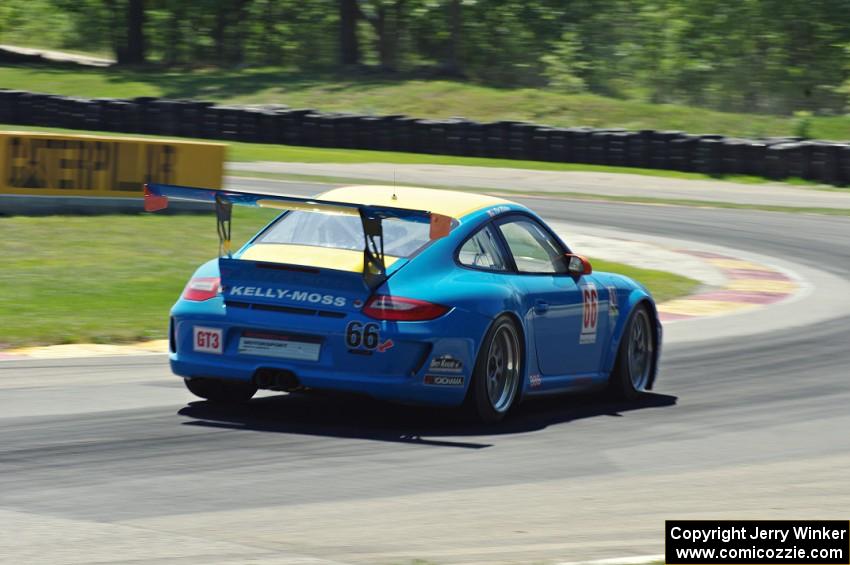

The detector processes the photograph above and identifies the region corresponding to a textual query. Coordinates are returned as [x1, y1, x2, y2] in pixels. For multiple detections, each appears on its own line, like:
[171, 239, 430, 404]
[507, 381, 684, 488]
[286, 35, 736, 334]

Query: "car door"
[495, 216, 608, 378]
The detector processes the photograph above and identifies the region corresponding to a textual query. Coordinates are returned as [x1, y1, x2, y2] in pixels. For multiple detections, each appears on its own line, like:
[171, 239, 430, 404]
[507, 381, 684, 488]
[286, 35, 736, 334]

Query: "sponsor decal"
[238, 333, 321, 361]
[424, 374, 464, 386]
[608, 286, 619, 318]
[529, 373, 542, 388]
[1, 133, 223, 196]
[377, 339, 394, 353]
[428, 354, 463, 373]
[486, 205, 511, 217]
[580, 282, 598, 344]
[228, 286, 346, 307]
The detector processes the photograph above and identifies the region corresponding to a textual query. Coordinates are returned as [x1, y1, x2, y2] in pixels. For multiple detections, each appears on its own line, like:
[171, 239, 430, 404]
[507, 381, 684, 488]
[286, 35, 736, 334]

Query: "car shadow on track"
[178, 389, 677, 449]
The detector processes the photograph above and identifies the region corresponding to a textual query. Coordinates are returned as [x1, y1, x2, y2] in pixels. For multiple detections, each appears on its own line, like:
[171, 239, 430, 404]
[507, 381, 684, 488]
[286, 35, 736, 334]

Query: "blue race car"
[145, 183, 661, 422]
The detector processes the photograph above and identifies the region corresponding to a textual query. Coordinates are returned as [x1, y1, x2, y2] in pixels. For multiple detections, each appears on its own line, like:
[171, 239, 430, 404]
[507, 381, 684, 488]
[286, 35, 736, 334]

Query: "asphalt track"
[2, 179, 850, 564]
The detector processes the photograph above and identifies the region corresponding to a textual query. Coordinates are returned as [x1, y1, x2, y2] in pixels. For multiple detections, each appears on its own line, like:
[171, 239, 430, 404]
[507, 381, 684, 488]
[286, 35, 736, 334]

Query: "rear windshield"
[257, 210, 432, 258]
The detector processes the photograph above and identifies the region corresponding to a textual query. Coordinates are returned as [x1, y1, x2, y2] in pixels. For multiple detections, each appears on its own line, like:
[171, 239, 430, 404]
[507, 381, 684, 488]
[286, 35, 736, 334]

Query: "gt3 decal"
[428, 354, 463, 373]
[424, 374, 464, 386]
[193, 326, 222, 354]
[580, 282, 598, 344]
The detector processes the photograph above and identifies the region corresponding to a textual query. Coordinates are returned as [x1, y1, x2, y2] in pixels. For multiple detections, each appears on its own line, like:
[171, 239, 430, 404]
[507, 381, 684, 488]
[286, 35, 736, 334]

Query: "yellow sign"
[0, 132, 225, 197]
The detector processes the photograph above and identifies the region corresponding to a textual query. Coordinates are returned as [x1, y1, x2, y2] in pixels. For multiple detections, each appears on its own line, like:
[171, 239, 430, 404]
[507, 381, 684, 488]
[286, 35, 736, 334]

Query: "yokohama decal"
[424, 374, 464, 386]
[580, 282, 598, 344]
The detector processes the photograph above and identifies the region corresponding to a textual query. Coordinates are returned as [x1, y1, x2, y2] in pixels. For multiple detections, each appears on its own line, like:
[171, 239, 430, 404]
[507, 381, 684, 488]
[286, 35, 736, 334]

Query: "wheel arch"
[468, 310, 528, 401]
[636, 298, 662, 391]
[606, 291, 661, 390]
[499, 310, 528, 396]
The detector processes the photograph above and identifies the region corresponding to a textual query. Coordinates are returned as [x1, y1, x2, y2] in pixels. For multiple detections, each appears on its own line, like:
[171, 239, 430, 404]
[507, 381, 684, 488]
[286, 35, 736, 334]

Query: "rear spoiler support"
[215, 195, 233, 257]
[144, 183, 452, 289]
[360, 214, 386, 289]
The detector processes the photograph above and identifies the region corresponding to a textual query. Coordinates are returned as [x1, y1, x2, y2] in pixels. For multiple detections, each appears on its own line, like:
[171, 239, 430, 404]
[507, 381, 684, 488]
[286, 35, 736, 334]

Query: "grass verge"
[0, 208, 276, 348]
[0, 212, 697, 348]
[587, 259, 698, 305]
[2, 64, 849, 139]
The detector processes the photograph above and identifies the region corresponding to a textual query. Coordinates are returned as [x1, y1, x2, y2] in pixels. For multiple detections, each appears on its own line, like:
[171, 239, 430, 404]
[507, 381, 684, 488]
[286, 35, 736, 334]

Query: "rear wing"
[143, 183, 453, 288]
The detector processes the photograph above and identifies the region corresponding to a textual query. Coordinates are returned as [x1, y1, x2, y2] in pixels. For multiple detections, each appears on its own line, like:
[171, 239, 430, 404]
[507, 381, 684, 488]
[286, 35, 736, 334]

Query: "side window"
[458, 226, 507, 271]
[498, 219, 566, 274]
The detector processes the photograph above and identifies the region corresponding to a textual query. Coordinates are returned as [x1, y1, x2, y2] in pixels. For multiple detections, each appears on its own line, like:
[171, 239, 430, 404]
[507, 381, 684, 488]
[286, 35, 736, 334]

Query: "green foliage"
[0, 0, 849, 117]
[793, 111, 813, 139]
[0, 0, 90, 53]
[839, 43, 850, 113]
[541, 32, 587, 94]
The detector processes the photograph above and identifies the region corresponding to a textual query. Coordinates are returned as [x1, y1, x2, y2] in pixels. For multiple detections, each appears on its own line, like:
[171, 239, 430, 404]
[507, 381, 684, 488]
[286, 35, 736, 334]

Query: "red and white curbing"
[560, 225, 802, 325]
[658, 250, 798, 322]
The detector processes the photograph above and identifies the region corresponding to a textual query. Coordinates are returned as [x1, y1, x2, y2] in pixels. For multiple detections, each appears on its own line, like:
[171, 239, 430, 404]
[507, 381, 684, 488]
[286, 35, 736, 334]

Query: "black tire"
[608, 304, 656, 399]
[184, 377, 257, 403]
[465, 315, 522, 423]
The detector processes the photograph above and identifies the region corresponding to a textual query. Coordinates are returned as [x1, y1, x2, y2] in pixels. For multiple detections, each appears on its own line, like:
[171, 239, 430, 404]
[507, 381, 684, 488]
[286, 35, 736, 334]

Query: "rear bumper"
[169, 299, 490, 407]
[172, 355, 466, 406]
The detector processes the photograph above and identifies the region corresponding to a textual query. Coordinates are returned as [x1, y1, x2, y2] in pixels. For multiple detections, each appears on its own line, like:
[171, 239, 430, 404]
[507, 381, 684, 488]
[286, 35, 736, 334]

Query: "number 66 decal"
[346, 321, 379, 349]
[580, 283, 598, 345]
[346, 321, 394, 352]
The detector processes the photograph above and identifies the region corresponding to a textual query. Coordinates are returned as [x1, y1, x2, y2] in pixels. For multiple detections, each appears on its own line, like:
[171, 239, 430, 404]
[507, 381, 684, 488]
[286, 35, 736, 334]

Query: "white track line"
[558, 554, 664, 565]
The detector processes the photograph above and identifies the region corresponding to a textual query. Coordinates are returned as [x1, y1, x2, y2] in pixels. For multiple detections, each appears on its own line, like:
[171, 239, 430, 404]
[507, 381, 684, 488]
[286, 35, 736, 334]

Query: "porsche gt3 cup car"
[145, 183, 661, 422]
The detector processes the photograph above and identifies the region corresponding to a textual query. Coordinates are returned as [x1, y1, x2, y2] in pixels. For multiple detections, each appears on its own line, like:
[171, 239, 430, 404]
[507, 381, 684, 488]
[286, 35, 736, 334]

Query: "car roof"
[319, 185, 515, 220]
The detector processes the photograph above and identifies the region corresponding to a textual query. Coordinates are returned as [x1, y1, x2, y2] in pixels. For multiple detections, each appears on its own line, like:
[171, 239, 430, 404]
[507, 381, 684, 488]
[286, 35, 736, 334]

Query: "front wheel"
[608, 304, 656, 399]
[184, 377, 257, 404]
[466, 316, 522, 423]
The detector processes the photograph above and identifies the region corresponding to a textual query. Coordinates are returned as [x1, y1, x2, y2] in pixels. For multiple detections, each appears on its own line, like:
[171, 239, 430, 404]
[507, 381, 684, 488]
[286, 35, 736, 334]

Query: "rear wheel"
[466, 316, 522, 423]
[609, 304, 655, 399]
[184, 377, 257, 403]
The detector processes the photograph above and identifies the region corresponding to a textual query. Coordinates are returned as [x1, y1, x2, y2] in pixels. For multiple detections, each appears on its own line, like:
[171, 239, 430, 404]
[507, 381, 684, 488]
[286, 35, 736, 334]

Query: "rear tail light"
[182, 277, 221, 301]
[362, 295, 449, 321]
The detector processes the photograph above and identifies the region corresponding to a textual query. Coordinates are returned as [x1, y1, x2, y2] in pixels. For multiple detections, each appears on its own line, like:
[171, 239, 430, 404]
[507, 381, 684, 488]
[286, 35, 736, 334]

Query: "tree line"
[2, 0, 849, 116]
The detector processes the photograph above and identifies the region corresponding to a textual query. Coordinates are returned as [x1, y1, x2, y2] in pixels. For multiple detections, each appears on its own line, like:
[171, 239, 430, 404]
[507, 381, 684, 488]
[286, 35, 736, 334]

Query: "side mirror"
[565, 254, 592, 276]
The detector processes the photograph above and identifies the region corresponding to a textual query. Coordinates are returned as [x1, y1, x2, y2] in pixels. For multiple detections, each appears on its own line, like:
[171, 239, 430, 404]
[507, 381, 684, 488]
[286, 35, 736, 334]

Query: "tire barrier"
[1, 89, 848, 186]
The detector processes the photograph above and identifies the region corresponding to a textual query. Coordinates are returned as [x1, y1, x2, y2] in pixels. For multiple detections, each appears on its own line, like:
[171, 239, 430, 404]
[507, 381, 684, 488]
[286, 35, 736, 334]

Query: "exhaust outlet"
[253, 368, 300, 391]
